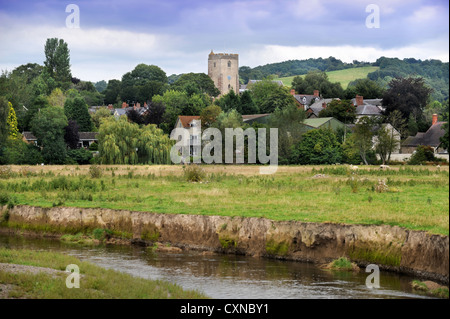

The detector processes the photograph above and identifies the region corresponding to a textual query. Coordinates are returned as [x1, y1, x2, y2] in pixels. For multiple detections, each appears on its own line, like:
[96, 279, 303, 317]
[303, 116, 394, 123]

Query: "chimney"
[355, 95, 364, 106]
[322, 102, 327, 108]
[107, 104, 113, 110]
[432, 114, 438, 126]
[313, 90, 319, 97]
[122, 102, 127, 109]
[290, 89, 295, 95]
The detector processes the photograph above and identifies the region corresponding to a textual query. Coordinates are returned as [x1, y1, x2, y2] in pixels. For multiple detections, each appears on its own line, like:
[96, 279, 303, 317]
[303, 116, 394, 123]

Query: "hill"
[239, 57, 449, 101]
[277, 66, 379, 89]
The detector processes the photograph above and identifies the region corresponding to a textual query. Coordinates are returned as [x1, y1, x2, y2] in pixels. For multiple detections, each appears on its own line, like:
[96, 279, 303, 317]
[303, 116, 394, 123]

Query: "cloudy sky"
[0, 0, 448, 82]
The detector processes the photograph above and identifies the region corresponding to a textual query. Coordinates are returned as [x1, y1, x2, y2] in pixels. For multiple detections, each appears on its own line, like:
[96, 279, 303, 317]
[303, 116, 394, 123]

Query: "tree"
[6, 102, 19, 140]
[47, 88, 66, 107]
[103, 79, 122, 105]
[91, 107, 112, 129]
[43, 38, 72, 88]
[374, 125, 399, 165]
[249, 79, 296, 113]
[97, 117, 173, 164]
[292, 71, 344, 98]
[318, 99, 356, 124]
[382, 77, 433, 131]
[387, 110, 408, 139]
[291, 128, 342, 165]
[353, 116, 376, 165]
[64, 120, 80, 149]
[240, 90, 259, 115]
[215, 89, 241, 113]
[440, 100, 449, 151]
[200, 104, 222, 130]
[269, 103, 306, 164]
[22, 95, 50, 131]
[144, 101, 166, 127]
[171, 73, 220, 97]
[0, 97, 8, 146]
[64, 96, 93, 132]
[30, 106, 68, 164]
[121, 64, 168, 103]
[94, 80, 107, 93]
[346, 78, 385, 99]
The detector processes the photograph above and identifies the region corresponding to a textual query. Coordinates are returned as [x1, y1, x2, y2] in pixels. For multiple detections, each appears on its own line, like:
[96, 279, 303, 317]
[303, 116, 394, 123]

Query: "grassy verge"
[0, 248, 207, 299]
[411, 280, 449, 299]
[0, 165, 448, 235]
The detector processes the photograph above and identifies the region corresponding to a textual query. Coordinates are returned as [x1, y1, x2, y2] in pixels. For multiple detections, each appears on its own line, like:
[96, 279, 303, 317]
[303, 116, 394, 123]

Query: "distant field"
[1, 164, 448, 235]
[277, 66, 380, 89]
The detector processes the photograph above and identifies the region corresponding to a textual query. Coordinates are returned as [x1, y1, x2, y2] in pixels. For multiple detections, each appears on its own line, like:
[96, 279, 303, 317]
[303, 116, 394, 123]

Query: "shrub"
[89, 164, 103, 178]
[408, 145, 438, 165]
[89, 142, 98, 151]
[67, 148, 93, 165]
[183, 164, 205, 182]
[0, 191, 10, 205]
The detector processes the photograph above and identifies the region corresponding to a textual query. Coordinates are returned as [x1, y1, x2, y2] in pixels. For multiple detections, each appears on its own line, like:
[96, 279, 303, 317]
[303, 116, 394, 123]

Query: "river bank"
[1, 205, 448, 285]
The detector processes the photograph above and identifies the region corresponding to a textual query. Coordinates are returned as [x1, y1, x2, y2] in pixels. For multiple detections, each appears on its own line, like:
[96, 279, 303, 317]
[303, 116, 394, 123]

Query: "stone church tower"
[208, 51, 239, 96]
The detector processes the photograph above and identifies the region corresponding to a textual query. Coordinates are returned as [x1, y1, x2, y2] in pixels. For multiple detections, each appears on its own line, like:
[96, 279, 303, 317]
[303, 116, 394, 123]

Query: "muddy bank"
[1, 205, 448, 284]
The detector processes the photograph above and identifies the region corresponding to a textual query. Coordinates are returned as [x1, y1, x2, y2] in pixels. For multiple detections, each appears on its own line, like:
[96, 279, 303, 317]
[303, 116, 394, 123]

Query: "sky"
[0, 0, 448, 83]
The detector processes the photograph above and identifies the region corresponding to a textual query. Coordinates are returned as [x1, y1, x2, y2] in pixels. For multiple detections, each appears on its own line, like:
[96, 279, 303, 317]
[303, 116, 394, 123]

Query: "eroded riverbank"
[1, 205, 448, 284]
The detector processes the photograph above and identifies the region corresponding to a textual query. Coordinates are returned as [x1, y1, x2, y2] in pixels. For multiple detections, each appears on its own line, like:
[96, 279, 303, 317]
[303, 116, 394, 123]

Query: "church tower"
[208, 50, 239, 96]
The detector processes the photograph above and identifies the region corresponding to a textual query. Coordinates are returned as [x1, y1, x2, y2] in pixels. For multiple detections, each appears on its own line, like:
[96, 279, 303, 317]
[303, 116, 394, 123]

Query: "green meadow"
[278, 66, 380, 89]
[1, 164, 448, 236]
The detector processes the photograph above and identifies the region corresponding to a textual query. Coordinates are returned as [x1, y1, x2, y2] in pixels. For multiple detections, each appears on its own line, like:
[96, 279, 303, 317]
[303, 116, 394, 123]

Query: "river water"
[0, 234, 432, 299]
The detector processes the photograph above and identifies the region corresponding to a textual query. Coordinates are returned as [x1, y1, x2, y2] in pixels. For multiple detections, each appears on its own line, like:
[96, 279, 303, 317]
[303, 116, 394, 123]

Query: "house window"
[190, 121, 196, 127]
[190, 135, 198, 144]
[228, 61, 231, 67]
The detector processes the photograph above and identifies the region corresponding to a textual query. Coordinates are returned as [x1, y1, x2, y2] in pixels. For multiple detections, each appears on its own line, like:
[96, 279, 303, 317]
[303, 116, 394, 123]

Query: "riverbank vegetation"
[0, 164, 448, 236]
[0, 248, 207, 299]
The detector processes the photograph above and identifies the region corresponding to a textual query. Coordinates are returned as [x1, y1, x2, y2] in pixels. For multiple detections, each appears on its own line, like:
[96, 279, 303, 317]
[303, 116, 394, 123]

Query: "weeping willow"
[98, 117, 174, 164]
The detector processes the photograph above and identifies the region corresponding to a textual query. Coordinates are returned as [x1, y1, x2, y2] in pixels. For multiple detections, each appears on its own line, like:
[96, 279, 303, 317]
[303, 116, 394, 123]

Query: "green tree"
[94, 80, 107, 93]
[0, 97, 9, 146]
[382, 77, 433, 131]
[103, 79, 122, 105]
[292, 71, 344, 98]
[240, 90, 259, 115]
[353, 116, 376, 165]
[43, 38, 72, 89]
[121, 64, 168, 103]
[250, 79, 296, 113]
[200, 104, 222, 130]
[22, 95, 50, 131]
[215, 89, 241, 113]
[47, 88, 66, 107]
[6, 102, 19, 140]
[291, 128, 342, 165]
[171, 73, 220, 97]
[30, 106, 68, 164]
[440, 100, 449, 151]
[346, 78, 385, 99]
[269, 103, 307, 164]
[374, 125, 399, 165]
[318, 99, 356, 123]
[91, 107, 113, 129]
[97, 117, 173, 164]
[64, 96, 93, 132]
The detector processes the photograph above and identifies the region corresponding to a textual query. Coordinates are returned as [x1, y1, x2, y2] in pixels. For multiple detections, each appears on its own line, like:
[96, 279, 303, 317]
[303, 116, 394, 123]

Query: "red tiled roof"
[178, 116, 201, 128]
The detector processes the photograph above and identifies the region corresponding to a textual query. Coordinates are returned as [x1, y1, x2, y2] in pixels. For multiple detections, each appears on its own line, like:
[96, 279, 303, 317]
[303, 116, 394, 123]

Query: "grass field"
[0, 164, 448, 235]
[0, 248, 207, 299]
[277, 66, 380, 89]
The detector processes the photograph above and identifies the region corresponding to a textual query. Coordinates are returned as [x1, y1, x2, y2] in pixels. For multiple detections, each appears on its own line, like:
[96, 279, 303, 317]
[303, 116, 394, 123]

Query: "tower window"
[228, 84, 231, 89]
[214, 62, 216, 67]
[228, 61, 231, 67]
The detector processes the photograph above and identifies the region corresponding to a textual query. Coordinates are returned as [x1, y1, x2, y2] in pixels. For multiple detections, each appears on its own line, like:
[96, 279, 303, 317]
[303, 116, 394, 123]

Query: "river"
[0, 234, 432, 299]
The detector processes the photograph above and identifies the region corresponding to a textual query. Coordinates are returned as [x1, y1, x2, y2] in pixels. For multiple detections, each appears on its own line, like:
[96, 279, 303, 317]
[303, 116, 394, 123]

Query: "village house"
[401, 114, 448, 154]
[351, 95, 384, 121]
[22, 131, 98, 149]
